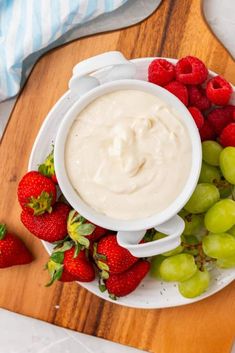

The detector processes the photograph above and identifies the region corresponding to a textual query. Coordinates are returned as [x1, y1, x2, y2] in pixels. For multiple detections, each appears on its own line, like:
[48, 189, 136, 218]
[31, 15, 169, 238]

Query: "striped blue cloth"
[0, 0, 127, 102]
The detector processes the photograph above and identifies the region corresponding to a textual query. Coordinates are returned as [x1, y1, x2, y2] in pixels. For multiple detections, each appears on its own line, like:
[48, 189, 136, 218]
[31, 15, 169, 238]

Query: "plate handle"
[68, 51, 136, 97]
[117, 215, 185, 257]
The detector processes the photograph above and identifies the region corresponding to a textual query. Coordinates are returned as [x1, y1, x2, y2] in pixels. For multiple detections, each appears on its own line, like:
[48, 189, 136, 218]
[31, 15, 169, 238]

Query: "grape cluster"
[150, 141, 235, 299]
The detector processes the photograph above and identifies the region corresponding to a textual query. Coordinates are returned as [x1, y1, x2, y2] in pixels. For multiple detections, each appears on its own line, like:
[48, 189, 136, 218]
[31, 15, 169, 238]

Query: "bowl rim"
[54, 79, 202, 231]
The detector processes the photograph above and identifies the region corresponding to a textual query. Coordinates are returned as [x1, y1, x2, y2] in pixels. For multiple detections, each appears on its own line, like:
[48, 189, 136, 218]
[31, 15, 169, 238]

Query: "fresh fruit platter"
[1, 56, 234, 309]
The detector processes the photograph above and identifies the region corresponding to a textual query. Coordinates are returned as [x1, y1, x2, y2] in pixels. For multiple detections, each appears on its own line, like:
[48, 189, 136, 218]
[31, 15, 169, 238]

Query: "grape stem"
[182, 241, 215, 271]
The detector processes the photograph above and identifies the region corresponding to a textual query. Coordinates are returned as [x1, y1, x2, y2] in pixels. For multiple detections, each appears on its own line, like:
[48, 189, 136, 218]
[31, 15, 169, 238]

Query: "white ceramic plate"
[29, 57, 235, 309]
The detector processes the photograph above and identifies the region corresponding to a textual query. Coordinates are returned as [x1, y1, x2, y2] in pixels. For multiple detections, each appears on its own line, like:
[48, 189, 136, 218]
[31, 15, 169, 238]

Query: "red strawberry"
[64, 247, 95, 281]
[87, 223, 107, 242]
[38, 148, 57, 184]
[51, 174, 58, 184]
[0, 224, 33, 268]
[46, 245, 95, 285]
[59, 268, 78, 282]
[21, 202, 70, 242]
[105, 260, 150, 298]
[95, 234, 138, 276]
[18, 171, 57, 215]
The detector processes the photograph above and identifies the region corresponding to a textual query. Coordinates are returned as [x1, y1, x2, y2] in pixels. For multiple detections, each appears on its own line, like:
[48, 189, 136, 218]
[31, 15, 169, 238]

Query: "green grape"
[202, 233, 235, 259]
[204, 199, 235, 233]
[202, 140, 223, 166]
[162, 245, 183, 257]
[159, 254, 197, 282]
[220, 147, 235, 185]
[217, 255, 235, 268]
[143, 229, 165, 243]
[199, 161, 221, 184]
[178, 270, 210, 298]
[179, 210, 203, 235]
[199, 162, 231, 198]
[152, 231, 183, 256]
[182, 235, 199, 245]
[232, 186, 235, 200]
[152, 232, 167, 240]
[228, 225, 235, 237]
[150, 255, 165, 278]
[184, 183, 220, 214]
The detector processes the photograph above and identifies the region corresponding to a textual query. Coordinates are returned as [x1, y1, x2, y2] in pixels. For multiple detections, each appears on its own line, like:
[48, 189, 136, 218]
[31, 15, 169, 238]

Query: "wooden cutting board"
[0, 1, 235, 352]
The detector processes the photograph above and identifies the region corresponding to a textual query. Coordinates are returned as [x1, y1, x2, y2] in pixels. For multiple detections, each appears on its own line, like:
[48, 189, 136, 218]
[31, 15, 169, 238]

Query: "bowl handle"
[117, 215, 185, 257]
[68, 51, 136, 97]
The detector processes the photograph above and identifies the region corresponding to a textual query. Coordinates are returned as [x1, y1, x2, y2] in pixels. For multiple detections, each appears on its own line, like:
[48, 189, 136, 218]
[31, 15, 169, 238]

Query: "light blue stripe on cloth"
[0, 0, 15, 99]
[0, 0, 128, 102]
[32, 0, 43, 51]
[50, 0, 61, 42]
[85, 0, 98, 20]
[105, 0, 113, 12]
[59, 0, 79, 36]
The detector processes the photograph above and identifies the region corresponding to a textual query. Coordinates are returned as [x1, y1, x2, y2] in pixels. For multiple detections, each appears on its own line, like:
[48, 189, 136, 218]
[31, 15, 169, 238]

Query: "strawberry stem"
[0, 224, 7, 240]
[27, 191, 53, 215]
[38, 147, 55, 179]
[67, 210, 94, 250]
[109, 293, 117, 301]
[98, 278, 107, 293]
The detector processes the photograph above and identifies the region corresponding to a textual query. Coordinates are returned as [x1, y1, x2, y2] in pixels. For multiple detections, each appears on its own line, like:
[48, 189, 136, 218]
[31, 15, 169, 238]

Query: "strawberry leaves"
[93, 243, 110, 279]
[38, 147, 56, 179]
[98, 263, 109, 279]
[27, 191, 54, 215]
[45, 240, 75, 286]
[53, 240, 74, 253]
[98, 278, 107, 293]
[67, 210, 95, 251]
[45, 251, 64, 286]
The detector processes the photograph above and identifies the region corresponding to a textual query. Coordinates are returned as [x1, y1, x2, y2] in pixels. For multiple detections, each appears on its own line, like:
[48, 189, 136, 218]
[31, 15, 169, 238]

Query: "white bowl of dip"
[54, 79, 202, 257]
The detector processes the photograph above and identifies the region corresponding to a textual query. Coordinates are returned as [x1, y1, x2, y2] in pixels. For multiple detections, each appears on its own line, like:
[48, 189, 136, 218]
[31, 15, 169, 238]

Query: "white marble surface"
[0, 309, 147, 353]
[203, 0, 235, 59]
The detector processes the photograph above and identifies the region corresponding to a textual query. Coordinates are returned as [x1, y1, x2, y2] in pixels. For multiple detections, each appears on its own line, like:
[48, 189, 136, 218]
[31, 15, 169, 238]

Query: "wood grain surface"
[0, 1, 235, 352]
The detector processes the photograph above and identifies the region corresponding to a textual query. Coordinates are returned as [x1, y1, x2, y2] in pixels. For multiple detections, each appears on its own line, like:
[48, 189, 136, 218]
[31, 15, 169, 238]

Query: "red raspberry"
[148, 59, 175, 86]
[207, 106, 235, 135]
[164, 81, 188, 106]
[206, 76, 232, 106]
[199, 120, 216, 141]
[176, 56, 208, 85]
[188, 107, 205, 129]
[187, 85, 211, 111]
[220, 123, 235, 147]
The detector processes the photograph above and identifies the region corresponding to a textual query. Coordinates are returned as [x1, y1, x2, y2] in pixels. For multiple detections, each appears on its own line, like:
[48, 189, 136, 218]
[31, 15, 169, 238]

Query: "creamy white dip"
[65, 89, 192, 220]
